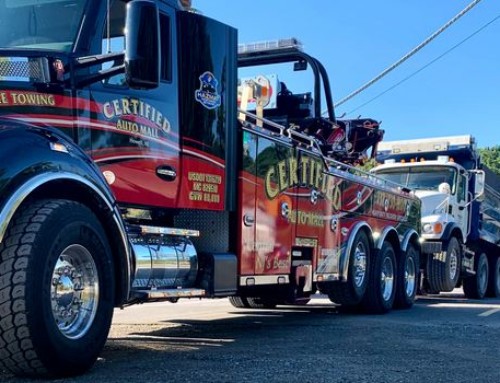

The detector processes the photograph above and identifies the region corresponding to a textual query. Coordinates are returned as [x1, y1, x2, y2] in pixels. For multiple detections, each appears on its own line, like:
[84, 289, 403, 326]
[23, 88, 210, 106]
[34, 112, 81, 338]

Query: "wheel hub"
[50, 245, 99, 340]
[478, 260, 488, 293]
[449, 250, 458, 281]
[381, 256, 394, 301]
[405, 257, 416, 297]
[354, 243, 367, 287]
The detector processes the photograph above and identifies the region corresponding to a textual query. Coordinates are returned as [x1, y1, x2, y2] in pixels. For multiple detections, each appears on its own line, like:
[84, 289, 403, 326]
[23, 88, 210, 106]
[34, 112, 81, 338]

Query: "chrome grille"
[0, 57, 50, 82]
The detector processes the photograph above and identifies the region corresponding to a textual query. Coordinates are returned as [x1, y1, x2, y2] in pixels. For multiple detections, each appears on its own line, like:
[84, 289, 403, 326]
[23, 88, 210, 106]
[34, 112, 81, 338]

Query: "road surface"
[1, 291, 500, 382]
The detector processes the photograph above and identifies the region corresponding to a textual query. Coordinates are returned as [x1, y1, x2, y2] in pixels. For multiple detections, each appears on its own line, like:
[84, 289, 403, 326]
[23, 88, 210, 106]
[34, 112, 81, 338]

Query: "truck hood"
[414, 190, 449, 216]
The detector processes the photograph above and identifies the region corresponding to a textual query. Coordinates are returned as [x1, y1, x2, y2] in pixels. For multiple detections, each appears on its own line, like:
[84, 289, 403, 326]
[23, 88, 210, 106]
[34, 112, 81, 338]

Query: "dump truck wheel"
[0, 199, 114, 378]
[486, 257, 500, 298]
[463, 252, 489, 299]
[394, 244, 419, 309]
[427, 237, 461, 292]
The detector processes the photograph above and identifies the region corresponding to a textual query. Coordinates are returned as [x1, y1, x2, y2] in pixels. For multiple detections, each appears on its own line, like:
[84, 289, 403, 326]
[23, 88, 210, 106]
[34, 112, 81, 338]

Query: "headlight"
[422, 222, 443, 234]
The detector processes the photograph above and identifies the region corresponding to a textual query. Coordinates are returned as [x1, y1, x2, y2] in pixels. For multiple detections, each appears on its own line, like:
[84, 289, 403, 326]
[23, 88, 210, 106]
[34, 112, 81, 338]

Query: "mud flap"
[462, 247, 475, 275]
[291, 247, 314, 299]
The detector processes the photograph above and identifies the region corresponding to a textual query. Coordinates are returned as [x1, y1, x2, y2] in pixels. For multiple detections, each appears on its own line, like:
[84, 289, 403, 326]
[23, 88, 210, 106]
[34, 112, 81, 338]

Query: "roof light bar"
[238, 38, 303, 55]
[378, 135, 474, 155]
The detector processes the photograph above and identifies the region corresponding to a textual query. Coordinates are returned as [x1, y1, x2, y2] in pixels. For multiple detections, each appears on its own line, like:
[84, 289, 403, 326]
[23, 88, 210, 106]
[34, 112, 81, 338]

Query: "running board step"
[131, 288, 207, 300]
[127, 224, 200, 237]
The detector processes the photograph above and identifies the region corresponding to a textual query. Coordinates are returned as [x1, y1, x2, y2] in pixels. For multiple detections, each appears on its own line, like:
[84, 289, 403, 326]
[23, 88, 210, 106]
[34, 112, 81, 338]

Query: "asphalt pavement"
[1, 291, 500, 383]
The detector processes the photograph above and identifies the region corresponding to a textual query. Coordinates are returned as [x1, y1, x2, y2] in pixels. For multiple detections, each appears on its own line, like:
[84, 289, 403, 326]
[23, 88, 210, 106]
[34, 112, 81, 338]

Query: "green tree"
[479, 146, 500, 175]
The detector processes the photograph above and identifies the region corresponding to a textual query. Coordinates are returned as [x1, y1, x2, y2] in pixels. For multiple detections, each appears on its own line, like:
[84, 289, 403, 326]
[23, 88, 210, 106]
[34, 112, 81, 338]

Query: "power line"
[344, 13, 500, 116]
[332, 0, 484, 110]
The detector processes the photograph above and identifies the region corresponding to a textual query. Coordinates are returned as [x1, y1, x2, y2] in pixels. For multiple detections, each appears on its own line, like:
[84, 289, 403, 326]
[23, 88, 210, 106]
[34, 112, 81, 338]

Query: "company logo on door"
[103, 98, 171, 140]
[195, 71, 221, 110]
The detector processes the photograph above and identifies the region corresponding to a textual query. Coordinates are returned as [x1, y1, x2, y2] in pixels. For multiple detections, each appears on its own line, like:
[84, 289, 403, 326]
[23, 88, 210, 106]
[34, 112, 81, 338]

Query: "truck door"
[83, 0, 181, 208]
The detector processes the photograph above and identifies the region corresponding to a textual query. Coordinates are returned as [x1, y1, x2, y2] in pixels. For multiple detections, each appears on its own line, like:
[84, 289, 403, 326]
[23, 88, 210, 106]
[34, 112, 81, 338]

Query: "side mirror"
[125, 0, 160, 89]
[473, 170, 485, 202]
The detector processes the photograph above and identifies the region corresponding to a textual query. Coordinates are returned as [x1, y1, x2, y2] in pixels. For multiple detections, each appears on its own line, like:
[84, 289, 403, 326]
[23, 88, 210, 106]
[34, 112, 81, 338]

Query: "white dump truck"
[372, 135, 500, 299]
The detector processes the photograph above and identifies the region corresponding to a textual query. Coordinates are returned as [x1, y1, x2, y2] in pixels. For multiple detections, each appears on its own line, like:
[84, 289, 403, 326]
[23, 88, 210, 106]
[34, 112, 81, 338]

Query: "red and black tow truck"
[0, 0, 420, 377]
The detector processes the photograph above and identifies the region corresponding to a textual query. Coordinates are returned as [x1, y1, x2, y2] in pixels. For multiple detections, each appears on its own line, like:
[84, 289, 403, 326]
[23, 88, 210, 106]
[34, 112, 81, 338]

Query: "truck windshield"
[0, 0, 87, 52]
[376, 166, 457, 193]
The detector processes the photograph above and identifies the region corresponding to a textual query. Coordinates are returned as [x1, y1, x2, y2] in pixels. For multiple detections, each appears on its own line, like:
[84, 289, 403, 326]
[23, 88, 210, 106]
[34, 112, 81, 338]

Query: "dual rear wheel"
[360, 241, 419, 313]
[463, 252, 500, 299]
[327, 231, 418, 314]
[487, 257, 500, 298]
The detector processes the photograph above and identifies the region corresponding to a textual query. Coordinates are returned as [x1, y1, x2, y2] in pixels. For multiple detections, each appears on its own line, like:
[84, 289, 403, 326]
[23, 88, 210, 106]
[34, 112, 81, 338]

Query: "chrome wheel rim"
[50, 244, 99, 340]
[405, 256, 417, 298]
[381, 256, 395, 301]
[353, 242, 367, 288]
[449, 249, 458, 281]
[478, 256, 488, 294]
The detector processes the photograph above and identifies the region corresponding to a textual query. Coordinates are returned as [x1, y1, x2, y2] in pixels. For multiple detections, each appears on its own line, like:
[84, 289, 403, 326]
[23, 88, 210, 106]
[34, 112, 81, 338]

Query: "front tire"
[427, 237, 461, 292]
[0, 199, 114, 377]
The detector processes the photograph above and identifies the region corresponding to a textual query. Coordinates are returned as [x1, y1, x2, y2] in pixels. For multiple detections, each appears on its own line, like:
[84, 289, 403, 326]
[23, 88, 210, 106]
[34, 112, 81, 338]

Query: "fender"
[339, 221, 373, 280]
[442, 222, 464, 244]
[401, 229, 419, 252]
[0, 120, 131, 302]
[374, 226, 399, 250]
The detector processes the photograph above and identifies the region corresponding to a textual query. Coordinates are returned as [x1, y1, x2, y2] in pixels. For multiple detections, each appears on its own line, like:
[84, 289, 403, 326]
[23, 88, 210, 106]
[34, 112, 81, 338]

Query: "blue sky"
[197, 0, 500, 148]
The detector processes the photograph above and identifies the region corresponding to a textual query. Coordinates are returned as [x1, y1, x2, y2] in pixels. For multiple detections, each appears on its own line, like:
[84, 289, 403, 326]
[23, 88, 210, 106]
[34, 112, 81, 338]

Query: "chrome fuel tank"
[130, 233, 198, 290]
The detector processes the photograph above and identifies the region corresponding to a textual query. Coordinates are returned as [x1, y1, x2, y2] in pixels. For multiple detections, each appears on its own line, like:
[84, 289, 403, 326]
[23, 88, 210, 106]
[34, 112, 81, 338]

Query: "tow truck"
[0, 0, 420, 377]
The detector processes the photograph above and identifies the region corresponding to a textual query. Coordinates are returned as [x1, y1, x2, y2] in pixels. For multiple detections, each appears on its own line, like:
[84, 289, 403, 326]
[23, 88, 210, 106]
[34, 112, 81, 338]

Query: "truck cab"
[374, 159, 469, 247]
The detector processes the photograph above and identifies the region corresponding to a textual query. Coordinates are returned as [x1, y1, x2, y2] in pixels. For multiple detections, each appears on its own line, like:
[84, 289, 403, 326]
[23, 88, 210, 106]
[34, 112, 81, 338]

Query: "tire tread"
[0, 200, 56, 376]
[0, 199, 110, 377]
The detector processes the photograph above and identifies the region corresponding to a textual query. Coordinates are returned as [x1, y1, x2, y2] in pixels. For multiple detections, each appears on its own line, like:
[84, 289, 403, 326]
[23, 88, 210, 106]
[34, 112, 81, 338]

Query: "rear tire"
[486, 256, 500, 298]
[228, 296, 250, 308]
[394, 244, 419, 309]
[246, 297, 277, 309]
[0, 199, 114, 378]
[361, 241, 396, 314]
[463, 252, 489, 299]
[427, 237, 461, 292]
[328, 231, 370, 307]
